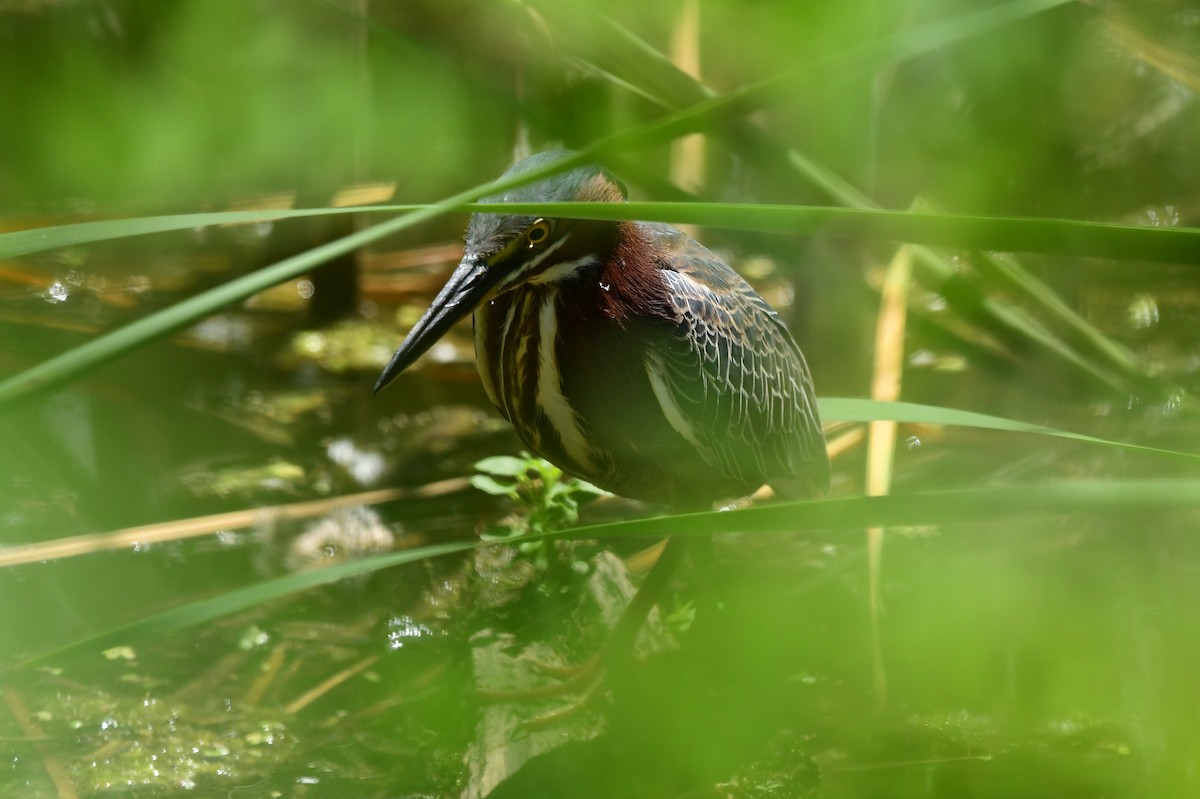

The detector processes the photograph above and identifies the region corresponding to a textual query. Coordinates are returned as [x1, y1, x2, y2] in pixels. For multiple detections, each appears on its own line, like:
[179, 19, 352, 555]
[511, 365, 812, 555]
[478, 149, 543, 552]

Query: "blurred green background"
[1, 1, 1199, 797]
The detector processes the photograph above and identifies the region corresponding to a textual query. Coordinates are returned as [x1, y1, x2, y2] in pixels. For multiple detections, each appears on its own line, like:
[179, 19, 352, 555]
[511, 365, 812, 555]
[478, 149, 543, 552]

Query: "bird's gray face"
[461, 151, 627, 294]
[462, 152, 616, 293]
[373, 150, 620, 394]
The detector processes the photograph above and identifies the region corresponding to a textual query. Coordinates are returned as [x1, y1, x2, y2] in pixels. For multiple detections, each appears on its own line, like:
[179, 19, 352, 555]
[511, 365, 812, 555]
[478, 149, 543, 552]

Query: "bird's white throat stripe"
[527, 253, 599, 285]
[494, 234, 571, 292]
[537, 295, 595, 472]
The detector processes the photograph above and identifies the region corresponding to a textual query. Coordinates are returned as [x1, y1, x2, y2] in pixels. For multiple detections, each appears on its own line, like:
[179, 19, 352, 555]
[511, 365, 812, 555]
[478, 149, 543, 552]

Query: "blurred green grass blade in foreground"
[10, 478, 1199, 672]
[5, 204, 1199, 263]
[819, 398, 1200, 463]
[2, 202, 1196, 412]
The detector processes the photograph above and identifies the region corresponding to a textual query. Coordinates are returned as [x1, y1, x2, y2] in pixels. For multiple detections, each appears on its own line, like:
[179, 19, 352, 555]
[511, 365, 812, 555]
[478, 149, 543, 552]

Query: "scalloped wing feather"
[640, 224, 829, 496]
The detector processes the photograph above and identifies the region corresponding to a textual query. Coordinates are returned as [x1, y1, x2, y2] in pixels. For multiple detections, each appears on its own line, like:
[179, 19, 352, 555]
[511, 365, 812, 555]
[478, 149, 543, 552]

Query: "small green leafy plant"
[470, 453, 609, 570]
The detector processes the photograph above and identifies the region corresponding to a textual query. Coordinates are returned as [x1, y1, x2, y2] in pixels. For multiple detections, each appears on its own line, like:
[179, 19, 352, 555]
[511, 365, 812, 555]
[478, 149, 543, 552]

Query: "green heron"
[375, 150, 829, 669]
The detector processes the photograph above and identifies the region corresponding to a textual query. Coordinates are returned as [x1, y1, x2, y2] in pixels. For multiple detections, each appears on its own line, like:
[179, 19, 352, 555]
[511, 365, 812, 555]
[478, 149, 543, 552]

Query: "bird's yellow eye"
[525, 219, 552, 248]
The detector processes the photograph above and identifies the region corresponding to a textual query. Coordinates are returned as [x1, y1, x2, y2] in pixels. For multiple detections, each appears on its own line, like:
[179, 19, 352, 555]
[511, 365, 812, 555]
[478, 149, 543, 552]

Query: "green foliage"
[472, 453, 609, 569]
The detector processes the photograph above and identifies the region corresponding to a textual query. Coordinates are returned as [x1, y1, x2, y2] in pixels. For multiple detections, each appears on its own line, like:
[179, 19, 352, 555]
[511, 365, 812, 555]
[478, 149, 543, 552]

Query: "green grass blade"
[0, 208, 402, 260]
[0, 154, 606, 410]
[563, 479, 1200, 541]
[6, 540, 476, 672]
[12, 477, 1195, 671]
[819, 397, 1200, 462]
[0, 213, 420, 408]
[461, 203, 1200, 265]
[535, 0, 1075, 134]
[5, 204, 1197, 264]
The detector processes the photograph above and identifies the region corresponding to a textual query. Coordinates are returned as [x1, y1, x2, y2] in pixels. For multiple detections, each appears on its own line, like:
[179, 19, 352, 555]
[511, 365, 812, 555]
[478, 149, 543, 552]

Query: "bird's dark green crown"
[464, 149, 625, 266]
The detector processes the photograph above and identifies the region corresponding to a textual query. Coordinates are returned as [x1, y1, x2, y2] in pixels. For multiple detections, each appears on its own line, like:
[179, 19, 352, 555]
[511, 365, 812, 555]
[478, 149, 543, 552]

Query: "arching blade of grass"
[543, 0, 1080, 173]
[1, 211, 425, 408]
[529, 0, 1075, 115]
[11, 478, 1198, 672]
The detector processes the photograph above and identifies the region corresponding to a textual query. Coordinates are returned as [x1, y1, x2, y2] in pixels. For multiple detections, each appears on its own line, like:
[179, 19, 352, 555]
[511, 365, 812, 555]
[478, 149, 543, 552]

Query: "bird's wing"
[641, 227, 829, 495]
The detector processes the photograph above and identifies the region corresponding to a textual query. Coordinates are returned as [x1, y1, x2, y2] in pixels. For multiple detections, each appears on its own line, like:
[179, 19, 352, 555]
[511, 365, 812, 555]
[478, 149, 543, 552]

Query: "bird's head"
[374, 150, 626, 394]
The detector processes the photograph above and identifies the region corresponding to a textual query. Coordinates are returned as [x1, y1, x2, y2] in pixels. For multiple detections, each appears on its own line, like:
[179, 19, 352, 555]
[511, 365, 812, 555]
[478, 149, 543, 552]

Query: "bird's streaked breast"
[476, 291, 538, 427]
[536, 293, 596, 473]
[474, 286, 596, 480]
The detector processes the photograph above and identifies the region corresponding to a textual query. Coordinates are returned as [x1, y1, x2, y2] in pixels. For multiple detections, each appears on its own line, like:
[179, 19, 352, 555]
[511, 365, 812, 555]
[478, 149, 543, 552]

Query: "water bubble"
[429, 340, 458, 363]
[1142, 205, 1180, 227]
[326, 437, 356, 464]
[326, 437, 386, 485]
[45, 281, 69, 303]
[298, 331, 326, 354]
[909, 349, 937, 367]
[1127, 294, 1159, 330]
[386, 615, 434, 650]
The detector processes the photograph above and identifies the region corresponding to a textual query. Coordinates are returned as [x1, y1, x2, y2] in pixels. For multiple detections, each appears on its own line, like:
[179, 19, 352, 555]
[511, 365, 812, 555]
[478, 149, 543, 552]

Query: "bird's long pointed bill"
[373, 256, 496, 395]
